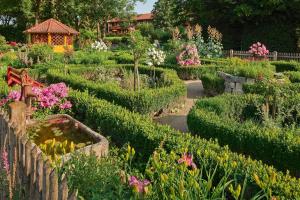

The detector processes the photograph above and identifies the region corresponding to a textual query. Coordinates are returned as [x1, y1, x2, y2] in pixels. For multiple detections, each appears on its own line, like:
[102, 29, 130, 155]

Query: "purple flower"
[178, 153, 197, 169]
[129, 176, 150, 194]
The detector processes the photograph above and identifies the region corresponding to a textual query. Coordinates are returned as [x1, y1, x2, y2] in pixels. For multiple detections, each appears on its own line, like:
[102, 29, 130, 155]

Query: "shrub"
[47, 65, 186, 114]
[0, 35, 10, 52]
[201, 73, 225, 95]
[67, 90, 300, 198]
[188, 94, 300, 174]
[284, 71, 300, 83]
[63, 153, 131, 199]
[0, 52, 18, 66]
[28, 44, 53, 63]
[69, 51, 113, 65]
[271, 61, 300, 72]
[113, 51, 134, 64]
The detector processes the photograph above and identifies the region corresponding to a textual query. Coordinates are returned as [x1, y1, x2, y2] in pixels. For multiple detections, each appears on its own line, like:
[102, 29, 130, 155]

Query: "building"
[24, 18, 79, 53]
[107, 13, 153, 35]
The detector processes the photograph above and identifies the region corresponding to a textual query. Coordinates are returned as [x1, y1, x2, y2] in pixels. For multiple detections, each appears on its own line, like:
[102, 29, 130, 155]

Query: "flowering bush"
[147, 44, 166, 66]
[195, 25, 223, 58]
[176, 44, 201, 66]
[249, 42, 269, 58]
[91, 40, 108, 51]
[0, 83, 72, 119]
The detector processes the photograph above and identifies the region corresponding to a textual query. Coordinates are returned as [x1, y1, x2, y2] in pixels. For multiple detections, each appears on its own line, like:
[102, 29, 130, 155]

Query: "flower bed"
[47, 64, 186, 114]
[67, 89, 300, 198]
[188, 93, 300, 174]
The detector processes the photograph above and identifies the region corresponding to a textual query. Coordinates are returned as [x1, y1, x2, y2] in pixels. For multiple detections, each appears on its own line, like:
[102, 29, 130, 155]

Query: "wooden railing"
[223, 50, 300, 62]
[0, 107, 77, 200]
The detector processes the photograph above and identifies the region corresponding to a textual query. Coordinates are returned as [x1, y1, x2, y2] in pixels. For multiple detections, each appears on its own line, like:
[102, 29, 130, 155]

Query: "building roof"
[24, 18, 79, 35]
[108, 13, 153, 23]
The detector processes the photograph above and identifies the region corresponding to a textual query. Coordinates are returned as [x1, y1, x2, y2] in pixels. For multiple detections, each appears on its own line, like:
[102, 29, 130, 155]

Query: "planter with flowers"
[249, 42, 269, 61]
[0, 82, 108, 165]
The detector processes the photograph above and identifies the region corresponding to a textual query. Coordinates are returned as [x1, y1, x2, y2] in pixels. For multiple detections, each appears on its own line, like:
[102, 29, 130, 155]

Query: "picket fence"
[223, 50, 300, 62]
[0, 108, 78, 200]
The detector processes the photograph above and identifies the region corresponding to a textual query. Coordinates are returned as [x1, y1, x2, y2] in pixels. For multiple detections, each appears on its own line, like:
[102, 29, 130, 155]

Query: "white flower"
[91, 40, 108, 51]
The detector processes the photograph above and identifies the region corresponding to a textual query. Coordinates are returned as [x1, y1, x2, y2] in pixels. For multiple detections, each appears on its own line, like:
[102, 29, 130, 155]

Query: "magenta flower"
[129, 176, 150, 194]
[178, 153, 197, 169]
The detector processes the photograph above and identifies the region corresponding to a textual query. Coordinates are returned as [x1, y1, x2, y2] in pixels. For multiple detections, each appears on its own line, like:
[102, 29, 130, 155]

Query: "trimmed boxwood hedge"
[271, 61, 300, 72]
[47, 64, 186, 114]
[68, 90, 300, 199]
[188, 94, 300, 175]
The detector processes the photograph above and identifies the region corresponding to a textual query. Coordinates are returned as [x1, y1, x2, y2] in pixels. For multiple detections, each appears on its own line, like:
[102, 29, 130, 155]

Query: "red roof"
[108, 13, 153, 23]
[24, 18, 79, 35]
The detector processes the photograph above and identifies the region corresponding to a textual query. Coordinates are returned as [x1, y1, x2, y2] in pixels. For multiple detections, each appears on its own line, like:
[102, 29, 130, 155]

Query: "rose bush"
[176, 44, 201, 66]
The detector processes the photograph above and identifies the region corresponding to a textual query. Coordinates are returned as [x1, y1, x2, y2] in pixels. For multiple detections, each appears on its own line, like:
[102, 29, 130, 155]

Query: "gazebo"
[24, 18, 79, 53]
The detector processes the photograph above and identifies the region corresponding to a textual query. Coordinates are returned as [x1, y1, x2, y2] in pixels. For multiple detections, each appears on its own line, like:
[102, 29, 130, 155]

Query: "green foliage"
[223, 59, 275, 79]
[137, 23, 171, 44]
[47, 65, 186, 114]
[112, 51, 134, 64]
[188, 93, 300, 174]
[28, 44, 53, 63]
[0, 52, 18, 66]
[63, 153, 131, 199]
[69, 51, 113, 65]
[67, 90, 300, 198]
[129, 30, 151, 62]
[201, 73, 225, 95]
[284, 71, 300, 83]
[0, 35, 10, 52]
[271, 61, 300, 72]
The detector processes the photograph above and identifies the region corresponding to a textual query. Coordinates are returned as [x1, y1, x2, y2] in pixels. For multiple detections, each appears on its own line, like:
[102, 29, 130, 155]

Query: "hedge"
[188, 94, 300, 175]
[47, 64, 187, 114]
[68, 90, 300, 198]
[284, 71, 300, 83]
[271, 61, 300, 72]
[201, 72, 225, 95]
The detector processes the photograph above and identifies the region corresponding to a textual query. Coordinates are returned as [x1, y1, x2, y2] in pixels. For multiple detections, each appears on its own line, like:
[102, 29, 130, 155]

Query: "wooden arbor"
[24, 18, 79, 53]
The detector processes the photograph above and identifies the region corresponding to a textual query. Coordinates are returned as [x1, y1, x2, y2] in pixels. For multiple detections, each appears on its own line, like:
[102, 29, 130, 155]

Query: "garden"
[1, 9, 300, 200]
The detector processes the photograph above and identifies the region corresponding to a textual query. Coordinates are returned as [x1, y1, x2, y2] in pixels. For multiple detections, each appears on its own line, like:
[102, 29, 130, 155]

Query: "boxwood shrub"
[271, 61, 300, 72]
[68, 90, 300, 199]
[188, 94, 300, 174]
[47, 64, 186, 114]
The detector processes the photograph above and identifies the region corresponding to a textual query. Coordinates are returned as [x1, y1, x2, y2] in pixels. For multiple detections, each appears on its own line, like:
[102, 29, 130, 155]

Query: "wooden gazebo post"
[48, 33, 52, 45]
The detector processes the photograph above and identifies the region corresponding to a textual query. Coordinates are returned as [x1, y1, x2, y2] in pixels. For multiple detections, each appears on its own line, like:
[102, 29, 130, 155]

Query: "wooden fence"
[223, 50, 300, 62]
[0, 108, 77, 200]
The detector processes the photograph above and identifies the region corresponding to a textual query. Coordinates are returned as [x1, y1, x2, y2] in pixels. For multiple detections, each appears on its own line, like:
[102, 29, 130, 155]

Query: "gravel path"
[153, 80, 204, 132]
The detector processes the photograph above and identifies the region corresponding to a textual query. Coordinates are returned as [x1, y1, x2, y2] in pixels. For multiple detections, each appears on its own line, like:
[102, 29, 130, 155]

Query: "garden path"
[153, 80, 204, 133]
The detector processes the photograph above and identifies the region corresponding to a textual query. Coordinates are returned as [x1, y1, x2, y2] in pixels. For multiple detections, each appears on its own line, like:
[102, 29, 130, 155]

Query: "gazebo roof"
[24, 18, 79, 35]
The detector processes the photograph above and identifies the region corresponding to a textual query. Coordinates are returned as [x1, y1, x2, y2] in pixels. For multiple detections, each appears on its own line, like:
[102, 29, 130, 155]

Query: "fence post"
[229, 49, 234, 58]
[8, 102, 26, 135]
[273, 51, 278, 61]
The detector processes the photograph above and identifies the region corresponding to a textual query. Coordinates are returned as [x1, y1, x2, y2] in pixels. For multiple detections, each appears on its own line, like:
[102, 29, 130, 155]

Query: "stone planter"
[27, 114, 109, 162]
[218, 71, 255, 94]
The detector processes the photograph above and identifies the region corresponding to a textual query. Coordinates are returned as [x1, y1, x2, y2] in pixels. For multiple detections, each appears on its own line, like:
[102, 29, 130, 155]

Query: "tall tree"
[152, 0, 176, 29]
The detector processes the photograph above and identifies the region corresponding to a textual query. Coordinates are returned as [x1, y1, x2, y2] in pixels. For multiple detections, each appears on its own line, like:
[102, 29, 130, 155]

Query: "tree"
[129, 30, 150, 91]
[152, 0, 176, 29]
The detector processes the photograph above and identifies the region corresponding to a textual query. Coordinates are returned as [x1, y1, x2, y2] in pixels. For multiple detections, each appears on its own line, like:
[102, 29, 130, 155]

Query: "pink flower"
[59, 101, 72, 109]
[178, 153, 197, 169]
[1, 149, 9, 175]
[129, 176, 150, 194]
[7, 91, 21, 101]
